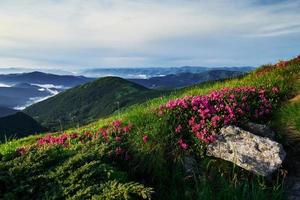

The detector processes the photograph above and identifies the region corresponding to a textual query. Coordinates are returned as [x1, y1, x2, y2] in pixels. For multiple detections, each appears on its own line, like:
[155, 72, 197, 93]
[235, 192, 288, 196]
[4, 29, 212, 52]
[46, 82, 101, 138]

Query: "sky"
[0, 0, 299, 70]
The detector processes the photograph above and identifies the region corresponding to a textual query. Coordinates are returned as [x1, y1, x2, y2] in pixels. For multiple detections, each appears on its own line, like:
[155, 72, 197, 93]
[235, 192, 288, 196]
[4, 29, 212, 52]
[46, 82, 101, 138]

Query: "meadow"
[0, 56, 299, 199]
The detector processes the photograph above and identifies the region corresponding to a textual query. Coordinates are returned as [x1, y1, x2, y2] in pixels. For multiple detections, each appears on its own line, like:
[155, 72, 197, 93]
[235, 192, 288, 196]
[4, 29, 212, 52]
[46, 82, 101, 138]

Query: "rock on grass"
[206, 126, 286, 176]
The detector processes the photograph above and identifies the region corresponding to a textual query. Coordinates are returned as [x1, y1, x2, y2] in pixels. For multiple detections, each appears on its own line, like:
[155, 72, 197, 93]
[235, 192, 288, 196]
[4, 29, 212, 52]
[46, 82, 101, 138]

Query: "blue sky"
[0, 0, 299, 69]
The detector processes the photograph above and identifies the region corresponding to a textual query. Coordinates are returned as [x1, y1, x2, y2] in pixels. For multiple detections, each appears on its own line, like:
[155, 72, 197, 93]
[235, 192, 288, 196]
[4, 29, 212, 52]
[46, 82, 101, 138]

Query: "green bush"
[0, 142, 153, 200]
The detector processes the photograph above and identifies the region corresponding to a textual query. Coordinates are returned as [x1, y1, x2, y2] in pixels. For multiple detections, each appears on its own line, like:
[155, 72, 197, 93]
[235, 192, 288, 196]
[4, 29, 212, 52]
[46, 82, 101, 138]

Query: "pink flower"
[211, 115, 221, 127]
[196, 132, 204, 139]
[143, 135, 149, 143]
[207, 135, 217, 143]
[84, 132, 92, 138]
[123, 125, 131, 133]
[70, 133, 78, 139]
[100, 129, 108, 141]
[178, 139, 188, 150]
[16, 147, 27, 155]
[272, 87, 279, 94]
[112, 120, 122, 128]
[115, 136, 121, 142]
[175, 125, 183, 133]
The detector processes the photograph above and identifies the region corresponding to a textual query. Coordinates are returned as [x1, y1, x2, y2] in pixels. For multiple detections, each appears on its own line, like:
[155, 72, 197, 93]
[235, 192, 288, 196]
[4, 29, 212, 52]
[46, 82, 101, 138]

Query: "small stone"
[206, 126, 286, 176]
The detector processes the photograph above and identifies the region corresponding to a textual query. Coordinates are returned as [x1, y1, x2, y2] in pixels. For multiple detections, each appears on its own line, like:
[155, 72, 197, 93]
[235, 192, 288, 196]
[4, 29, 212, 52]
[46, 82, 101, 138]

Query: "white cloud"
[0, 0, 299, 68]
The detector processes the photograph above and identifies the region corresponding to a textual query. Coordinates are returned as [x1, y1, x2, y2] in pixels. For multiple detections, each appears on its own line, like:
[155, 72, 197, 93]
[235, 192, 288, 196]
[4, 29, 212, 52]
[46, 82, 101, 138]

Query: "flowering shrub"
[37, 133, 70, 147]
[16, 147, 27, 155]
[97, 120, 133, 158]
[21, 120, 133, 159]
[159, 86, 281, 154]
[256, 55, 300, 76]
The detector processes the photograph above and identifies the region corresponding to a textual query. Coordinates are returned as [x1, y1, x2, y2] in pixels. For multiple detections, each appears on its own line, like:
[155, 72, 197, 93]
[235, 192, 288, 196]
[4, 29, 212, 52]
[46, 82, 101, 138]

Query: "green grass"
[0, 134, 40, 160]
[0, 58, 299, 199]
[270, 70, 300, 140]
[272, 100, 300, 133]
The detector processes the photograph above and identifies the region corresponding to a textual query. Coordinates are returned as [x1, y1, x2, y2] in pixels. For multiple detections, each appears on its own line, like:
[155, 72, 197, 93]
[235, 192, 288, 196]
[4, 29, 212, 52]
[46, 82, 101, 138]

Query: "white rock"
[206, 126, 286, 176]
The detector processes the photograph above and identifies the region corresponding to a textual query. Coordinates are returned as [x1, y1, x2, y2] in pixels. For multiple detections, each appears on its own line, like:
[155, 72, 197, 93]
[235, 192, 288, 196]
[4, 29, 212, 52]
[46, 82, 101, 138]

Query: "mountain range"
[129, 70, 244, 89]
[0, 71, 92, 87]
[0, 72, 93, 110]
[82, 66, 254, 78]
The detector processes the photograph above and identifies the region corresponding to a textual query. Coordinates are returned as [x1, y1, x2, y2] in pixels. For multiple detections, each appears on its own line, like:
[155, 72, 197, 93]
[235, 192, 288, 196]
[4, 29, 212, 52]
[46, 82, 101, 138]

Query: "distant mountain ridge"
[0, 72, 94, 110]
[81, 66, 254, 78]
[129, 70, 245, 89]
[0, 67, 75, 75]
[0, 71, 93, 87]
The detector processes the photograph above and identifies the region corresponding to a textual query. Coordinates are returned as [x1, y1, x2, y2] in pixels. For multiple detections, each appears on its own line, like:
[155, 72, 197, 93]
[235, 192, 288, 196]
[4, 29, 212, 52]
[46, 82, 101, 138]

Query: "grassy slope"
[1, 60, 299, 158]
[0, 58, 299, 199]
[24, 77, 167, 130]
[270, 73, 300, 198]
[79, 62, 297, 134]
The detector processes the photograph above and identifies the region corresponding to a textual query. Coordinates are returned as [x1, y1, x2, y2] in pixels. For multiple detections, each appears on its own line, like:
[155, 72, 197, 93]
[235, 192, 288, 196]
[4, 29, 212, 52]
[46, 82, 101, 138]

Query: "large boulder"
[206, 126, 285, 176]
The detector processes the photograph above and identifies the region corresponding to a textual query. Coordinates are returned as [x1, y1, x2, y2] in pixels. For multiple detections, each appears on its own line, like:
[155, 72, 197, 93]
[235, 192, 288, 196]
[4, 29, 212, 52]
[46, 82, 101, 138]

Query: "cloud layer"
[0, 0, 299, 69]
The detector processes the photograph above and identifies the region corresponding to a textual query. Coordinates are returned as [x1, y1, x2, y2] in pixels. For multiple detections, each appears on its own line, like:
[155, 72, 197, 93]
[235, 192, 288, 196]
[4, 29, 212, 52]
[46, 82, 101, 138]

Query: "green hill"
[24, 77, 167, 130]
[0, 56, 299, 200]
[0, 112, 46, 142]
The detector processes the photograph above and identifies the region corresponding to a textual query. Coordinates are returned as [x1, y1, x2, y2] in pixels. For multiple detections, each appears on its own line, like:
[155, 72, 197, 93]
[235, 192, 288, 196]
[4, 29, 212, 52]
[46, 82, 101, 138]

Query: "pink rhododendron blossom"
[160, 86, 280, 145]
[70, 133, 78, 139]
[16, 147, 27, 155]
[115, 136, 121, 142]
[272, 87, 279, 94]
[178, 139, 188, 150]
[123, 125, 130, 133]
[143, 135, 149, 143]
[112, 120, 122, 128]
[175, 125, 183, 133]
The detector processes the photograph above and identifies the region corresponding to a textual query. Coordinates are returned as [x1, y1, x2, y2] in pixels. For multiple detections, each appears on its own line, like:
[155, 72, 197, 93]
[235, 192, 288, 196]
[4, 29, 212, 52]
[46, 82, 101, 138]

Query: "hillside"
[129, 70, 244, 89]
[24, 77, 167, 130]
[0, 112, 46, 142]
[0, 56, 299, 200]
